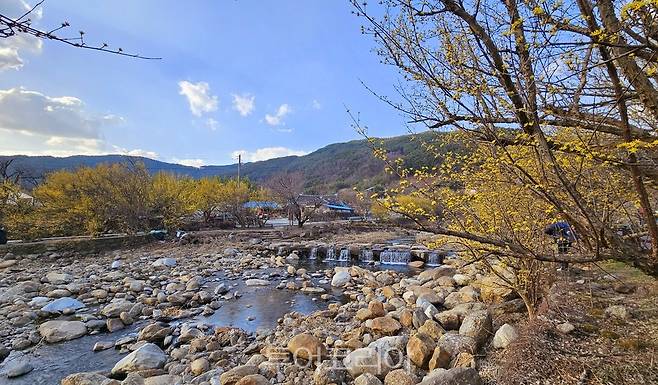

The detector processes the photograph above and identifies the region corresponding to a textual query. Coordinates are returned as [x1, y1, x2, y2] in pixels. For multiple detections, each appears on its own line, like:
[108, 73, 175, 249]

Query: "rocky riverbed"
[1, 230, 652, 385]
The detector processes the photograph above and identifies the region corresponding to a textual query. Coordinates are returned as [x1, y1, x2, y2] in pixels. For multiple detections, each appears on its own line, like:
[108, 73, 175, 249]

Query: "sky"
[0, 0, 409, 166]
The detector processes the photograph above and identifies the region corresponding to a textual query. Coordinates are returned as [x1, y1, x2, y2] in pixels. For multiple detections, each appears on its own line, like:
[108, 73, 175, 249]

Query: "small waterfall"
[308, 247, 318, 260]
[338, 248, 350, 262]
[325, 247, 336, 261]
[426, 251, 442, 266]
[360, 249, 374, 263]
[379, 250, 411, 265]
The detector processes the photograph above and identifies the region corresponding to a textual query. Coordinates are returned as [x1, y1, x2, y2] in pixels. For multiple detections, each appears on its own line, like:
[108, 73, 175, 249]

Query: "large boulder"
[314, 361, 347, 385]
[384, 369, 417, 385]
[287, 333, 327, 361]
[101, 300, 134, 318]
[235, 374, 269, 385]
[406, 333, 436, 369]
[40, 297, 85, 313]
[355, 373, 383, 385]
[61, 372, 112, 385]
[443, 286, 479, 309]
[219, 365, 258, 385]
[343, 347, 399, 378]
[492, 323, 518, 349]
[45, 272, 73, 284]
[458, 310, 492, 348]
[138, 323, 172, 343]
[111, 343, 167, 374]
[152, 258, 177, 268]
[419, 367, 482, 385]
[39, 320, 87, 343]
[437, 334, 477, 359]
[479, 275, 517, 304]
[368, 317, 402, 335]
[331, 270, 351, 287]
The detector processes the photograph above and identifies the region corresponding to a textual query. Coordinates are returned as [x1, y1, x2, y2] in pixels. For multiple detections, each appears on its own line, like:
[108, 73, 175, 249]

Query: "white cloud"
[231, 146, 307, 162]
[264, 103, 291, 126]
[111, 146, 159, 159]
[0, 1, 44, 71]
[171, 158, 206, 168]
[206, 118, 219, 131]
[232, 93, 255, 116]
[312, 99, 321, 110]
[178, 80, 218, 116]
[0, 87, 118, 138]
[0, 86, 157, 158]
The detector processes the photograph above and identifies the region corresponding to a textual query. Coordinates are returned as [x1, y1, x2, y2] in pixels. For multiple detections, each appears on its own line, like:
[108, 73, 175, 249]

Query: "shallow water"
[1, 259, 417, 384]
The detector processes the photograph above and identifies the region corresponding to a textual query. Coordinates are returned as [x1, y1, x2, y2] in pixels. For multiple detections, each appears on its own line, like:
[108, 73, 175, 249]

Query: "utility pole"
[237, 154, 241, 186]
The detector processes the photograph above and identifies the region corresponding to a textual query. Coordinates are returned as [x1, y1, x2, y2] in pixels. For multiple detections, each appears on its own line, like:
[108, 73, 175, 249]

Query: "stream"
[1, 259, 419, 385]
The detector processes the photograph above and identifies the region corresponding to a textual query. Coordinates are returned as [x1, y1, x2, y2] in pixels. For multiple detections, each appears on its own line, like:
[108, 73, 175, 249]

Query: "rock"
[407, 333, 436, 369]
[219, 365, 258, 385]
[480, 275, 516, 304]
[452, 352, 476, 368]
[443, 286, 479, 309]
[144, 375, 181, 385]
[215, 283, 229, 295]
[39, 320, 87, 343]
[428, 346, 451, 371]
[355, 373, 383, 385]
[419, 367, 482, 385]
[93, 341, 114, 351]
[369, 317, 402, 335]
[111, 260, 123, 269]
[287, 333, 327, 361]
[0, 259, 17, 268]
[138, 323, 172, 343]
[331, 271, 352, 287]
[111, 343, 167, 374]
[46, 272, 73, 284]
[384, 369, 416, 385]
[408, 261, 424, 268]
[224, 248, 239, 257]
[120, 311, 134, 325]
[437, 334, 477, 359]
[101, 300, 134, 318]
[369, 300, 386, 317]
[368, 335, 409, 354]
[605, 305, 629, 319]
[40, 297, 85, 313]
[493, 323, 518, 349]
[313, 361, 346, 385]
[235, 374, 269, 385]
[245, 279, 270, 287]
[152, 258, 176, 268]
[0, 346, 9, 362]
[419, 319, 445, 340]
[452, 274, 470, 286]
[458, 310, 492, 348]
[61, 372, 111, 385]
[6, 361, 34, 378]
[191, 357, 210, 375]
[343, 347, 397, 378]
[106, 318, 125, 332]
[556, 322, 575, 334]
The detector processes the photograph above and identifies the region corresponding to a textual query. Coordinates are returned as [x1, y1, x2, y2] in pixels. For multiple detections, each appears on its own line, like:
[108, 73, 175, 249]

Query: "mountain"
[1, 132, 456, 193]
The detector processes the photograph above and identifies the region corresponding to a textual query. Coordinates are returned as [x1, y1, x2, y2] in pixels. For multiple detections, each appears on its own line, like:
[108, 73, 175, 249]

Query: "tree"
[31, 162, 152, 236]
[268, 172, 322, 228]
[149, 173, 195, 230]
[190, 177, 225, 224]
[352, 0, 658, 276]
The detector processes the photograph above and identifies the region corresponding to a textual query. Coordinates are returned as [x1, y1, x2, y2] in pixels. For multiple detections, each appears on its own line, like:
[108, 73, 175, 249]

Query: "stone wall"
[0, 234, 154, 259]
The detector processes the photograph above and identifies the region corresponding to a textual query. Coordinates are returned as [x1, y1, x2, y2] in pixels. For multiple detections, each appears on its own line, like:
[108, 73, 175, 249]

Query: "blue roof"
[325, 203, 354, 211]
[243, 201, 280, 209]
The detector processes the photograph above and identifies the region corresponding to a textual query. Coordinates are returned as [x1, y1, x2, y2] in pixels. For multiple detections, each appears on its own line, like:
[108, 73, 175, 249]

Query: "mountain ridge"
[1, 132, 450, 193]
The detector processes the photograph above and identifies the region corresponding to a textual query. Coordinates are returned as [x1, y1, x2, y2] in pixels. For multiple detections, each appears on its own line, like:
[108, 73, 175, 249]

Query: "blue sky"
[0, 0, 408, 166]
